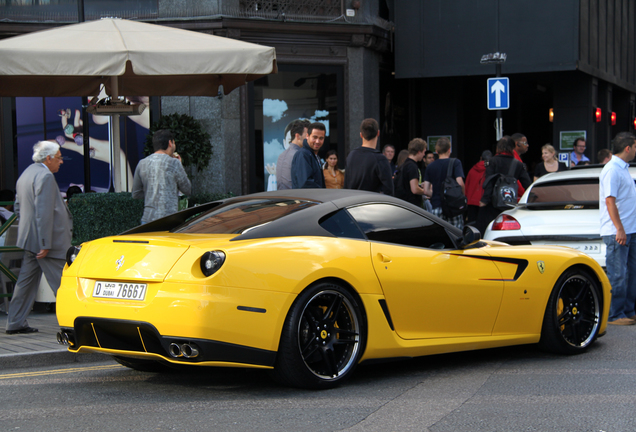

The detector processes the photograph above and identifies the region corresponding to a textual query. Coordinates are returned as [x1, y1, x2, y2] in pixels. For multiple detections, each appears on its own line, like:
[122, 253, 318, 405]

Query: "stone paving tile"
[0, 309, 66, 356]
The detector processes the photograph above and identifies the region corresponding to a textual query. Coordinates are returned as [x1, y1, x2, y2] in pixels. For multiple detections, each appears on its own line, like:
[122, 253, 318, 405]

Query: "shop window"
[251, 65, 343, 192]
[14, 96, 149, 193]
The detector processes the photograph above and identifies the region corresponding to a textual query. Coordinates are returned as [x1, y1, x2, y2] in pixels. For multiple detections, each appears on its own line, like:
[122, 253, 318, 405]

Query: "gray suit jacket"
[14, 163, 73, 260]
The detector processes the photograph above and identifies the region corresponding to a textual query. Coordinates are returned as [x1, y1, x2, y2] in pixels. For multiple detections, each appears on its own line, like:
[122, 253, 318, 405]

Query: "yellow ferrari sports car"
[57, 189, 610, 389]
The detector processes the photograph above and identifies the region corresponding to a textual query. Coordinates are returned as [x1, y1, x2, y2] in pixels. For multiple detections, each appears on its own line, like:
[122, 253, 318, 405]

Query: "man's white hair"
[32, 141, 60, 163]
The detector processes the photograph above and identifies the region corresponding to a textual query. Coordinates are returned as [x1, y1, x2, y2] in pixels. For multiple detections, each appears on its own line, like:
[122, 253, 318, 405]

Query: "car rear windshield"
[172, 198, 318, 234]
[526, 179, 598, 209]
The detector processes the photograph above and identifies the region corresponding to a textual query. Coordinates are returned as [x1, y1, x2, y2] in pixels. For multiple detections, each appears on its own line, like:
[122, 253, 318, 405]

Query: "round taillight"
[491, 214, 521, 231]
[200, 251, 226, 277]
[65, 245, 82, 266]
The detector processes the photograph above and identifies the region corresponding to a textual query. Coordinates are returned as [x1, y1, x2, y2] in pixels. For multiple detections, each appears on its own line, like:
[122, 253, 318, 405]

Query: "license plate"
[93, 281, 148, 300]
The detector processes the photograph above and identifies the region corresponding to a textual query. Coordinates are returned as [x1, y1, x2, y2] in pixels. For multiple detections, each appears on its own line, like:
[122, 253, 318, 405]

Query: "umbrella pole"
[110, 76, 123, 192]
[82, 97, 91, 192]
[78, 0, 91, 192]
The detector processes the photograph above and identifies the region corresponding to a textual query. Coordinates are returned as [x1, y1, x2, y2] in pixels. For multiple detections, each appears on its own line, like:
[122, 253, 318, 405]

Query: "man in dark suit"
[6, 141, 72, 335]
[291, 122, 326, 189]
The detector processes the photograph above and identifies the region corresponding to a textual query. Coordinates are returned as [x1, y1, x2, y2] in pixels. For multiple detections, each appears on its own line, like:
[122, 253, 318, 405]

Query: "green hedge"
[68, 193, 144, 245]
[68, 191, 234, 244]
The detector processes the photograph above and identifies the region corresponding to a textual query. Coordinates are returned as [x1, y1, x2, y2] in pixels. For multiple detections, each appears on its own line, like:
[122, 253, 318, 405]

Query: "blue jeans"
[603, 234, 636, 321]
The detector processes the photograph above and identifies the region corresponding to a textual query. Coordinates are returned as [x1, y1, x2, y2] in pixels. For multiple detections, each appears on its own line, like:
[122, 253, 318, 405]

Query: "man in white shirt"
[600, 132, 636, 325]
[570, 137, 590, 167]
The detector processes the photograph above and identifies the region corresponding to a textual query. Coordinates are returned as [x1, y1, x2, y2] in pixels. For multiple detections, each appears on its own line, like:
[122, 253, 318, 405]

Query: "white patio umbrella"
[0, 18, 277, 191]
[0, 18, 277, 97]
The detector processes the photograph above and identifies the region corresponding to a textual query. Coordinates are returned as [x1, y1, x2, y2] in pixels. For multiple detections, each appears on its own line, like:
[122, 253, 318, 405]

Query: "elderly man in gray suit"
[6, 141, 72, 335]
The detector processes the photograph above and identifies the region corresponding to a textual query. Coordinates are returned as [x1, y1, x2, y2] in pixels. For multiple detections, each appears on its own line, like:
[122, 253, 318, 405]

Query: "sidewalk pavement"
[0, 307, 107, 369]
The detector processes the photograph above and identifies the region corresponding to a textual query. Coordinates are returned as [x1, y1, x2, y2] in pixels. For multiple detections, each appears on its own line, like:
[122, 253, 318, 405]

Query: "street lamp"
[480, 52, 507, 64]
[481, 52, 507, 140]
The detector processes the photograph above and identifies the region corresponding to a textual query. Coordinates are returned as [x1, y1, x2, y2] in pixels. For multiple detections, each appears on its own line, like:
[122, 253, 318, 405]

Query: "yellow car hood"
[75, 234, 235, 282]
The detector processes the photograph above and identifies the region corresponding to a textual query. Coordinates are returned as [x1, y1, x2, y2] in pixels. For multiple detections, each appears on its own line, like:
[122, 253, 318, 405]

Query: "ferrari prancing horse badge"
[537, 261, 545, 274]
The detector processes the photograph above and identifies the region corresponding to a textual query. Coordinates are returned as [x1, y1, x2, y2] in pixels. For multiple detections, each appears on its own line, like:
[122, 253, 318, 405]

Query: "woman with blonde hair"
[323, 150, 345, 189]
[534, 143, 568, 181]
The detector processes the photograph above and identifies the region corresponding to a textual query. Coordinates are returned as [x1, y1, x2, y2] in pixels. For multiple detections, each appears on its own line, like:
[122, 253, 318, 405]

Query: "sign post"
[481, 52, 507, 140]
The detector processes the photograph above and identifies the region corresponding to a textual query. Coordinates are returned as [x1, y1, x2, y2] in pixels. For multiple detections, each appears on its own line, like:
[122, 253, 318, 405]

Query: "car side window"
[319, 209, 366, 240]
[347, 204, 455, 249]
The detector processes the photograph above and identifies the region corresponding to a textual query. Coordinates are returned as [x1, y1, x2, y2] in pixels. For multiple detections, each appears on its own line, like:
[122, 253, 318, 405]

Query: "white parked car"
[484, 164, 636, 267]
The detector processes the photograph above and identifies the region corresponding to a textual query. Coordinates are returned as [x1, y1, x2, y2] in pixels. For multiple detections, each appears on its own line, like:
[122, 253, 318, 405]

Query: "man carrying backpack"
[423, 137, 466, 228]
[476, 136, 532, 235]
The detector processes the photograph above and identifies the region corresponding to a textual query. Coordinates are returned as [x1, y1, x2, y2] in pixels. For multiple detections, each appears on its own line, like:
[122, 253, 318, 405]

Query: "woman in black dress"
[534, 144, 568, 181]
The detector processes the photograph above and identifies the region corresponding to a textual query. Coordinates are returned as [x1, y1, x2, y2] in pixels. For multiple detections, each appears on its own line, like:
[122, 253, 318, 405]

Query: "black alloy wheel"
[539, 268, 601, 354]
[272, 282, 366, 389]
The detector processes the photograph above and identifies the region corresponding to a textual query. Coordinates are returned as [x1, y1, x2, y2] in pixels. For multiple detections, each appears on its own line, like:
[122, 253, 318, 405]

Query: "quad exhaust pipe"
[168, 342, 200, 359]
[57, 330, 198, 359]
[56, 331, 74, 346]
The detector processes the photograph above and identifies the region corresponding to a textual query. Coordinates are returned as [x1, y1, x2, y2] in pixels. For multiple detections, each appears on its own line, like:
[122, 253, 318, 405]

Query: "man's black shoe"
[6, 327, 39, 335]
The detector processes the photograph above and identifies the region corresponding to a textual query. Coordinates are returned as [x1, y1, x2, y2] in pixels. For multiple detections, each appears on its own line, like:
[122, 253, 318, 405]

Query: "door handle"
[377, 253, 392, 263]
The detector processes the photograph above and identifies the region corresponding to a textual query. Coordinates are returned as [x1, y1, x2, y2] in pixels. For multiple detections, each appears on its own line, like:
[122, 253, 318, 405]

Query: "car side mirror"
[460, 225, 481, 249]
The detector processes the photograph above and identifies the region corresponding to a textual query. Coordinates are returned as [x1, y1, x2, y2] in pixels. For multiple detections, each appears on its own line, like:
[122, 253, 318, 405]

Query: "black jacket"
[344, 146, 394, 195]
[291, 140, 325, 189]
[481, 154, 532, 205]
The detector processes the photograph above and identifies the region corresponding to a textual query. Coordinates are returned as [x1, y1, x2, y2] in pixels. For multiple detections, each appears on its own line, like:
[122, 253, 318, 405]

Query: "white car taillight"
[491, 214, 521, 230]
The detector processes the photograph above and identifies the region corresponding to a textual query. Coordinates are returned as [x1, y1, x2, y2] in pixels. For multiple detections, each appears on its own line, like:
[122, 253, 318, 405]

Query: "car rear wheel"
[272, 282, 366, 389]
[539, 268, 601, 354]
[113, 356, 169, 372]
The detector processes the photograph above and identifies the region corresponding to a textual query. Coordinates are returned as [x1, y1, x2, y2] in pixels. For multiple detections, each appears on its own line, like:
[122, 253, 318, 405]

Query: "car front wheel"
[273, 282, 366, 389]
[539, 268, 601, 354]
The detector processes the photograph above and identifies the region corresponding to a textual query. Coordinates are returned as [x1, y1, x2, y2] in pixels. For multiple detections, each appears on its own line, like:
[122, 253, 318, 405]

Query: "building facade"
[5, 1, 631, 192]
[394, 0, 636, 173]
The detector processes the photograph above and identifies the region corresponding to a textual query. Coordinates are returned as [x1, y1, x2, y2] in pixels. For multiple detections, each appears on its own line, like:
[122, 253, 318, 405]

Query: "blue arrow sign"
[487, 77, 510, 110]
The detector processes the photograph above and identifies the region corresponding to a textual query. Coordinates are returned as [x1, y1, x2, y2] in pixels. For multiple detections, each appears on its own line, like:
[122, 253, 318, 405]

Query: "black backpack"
[441, 158, 467, 217]
[491, 160, 519, 210]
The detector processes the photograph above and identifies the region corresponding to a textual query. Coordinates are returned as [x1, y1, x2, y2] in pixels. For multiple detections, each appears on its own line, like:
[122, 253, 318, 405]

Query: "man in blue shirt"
[291, 122, 326, 189]
[570, 137, 590, 167]
[600, 132, 636, 325]
[423, 137, 465, 228]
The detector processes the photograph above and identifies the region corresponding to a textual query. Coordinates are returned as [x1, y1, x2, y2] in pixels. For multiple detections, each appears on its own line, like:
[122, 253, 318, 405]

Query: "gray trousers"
[6, 251, 64, 331]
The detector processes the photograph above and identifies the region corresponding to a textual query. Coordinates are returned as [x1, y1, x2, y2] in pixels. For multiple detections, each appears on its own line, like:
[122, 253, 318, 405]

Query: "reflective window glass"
[527, 179, 599, 204]
[347, 204, 455, 249]
[173, 198, 317, 234]
[319, 209, 365, 240]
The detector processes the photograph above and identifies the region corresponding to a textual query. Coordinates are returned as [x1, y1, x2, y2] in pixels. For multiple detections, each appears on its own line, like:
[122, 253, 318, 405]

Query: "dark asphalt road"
[1, 323, 635, 432]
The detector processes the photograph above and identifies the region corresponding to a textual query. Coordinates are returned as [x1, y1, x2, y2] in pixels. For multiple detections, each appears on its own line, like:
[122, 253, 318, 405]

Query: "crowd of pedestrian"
[269, 116, 615, 240]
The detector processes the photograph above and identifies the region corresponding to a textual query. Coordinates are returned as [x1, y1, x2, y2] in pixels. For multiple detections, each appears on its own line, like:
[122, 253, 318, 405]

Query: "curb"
[0, 350, 113, 370]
